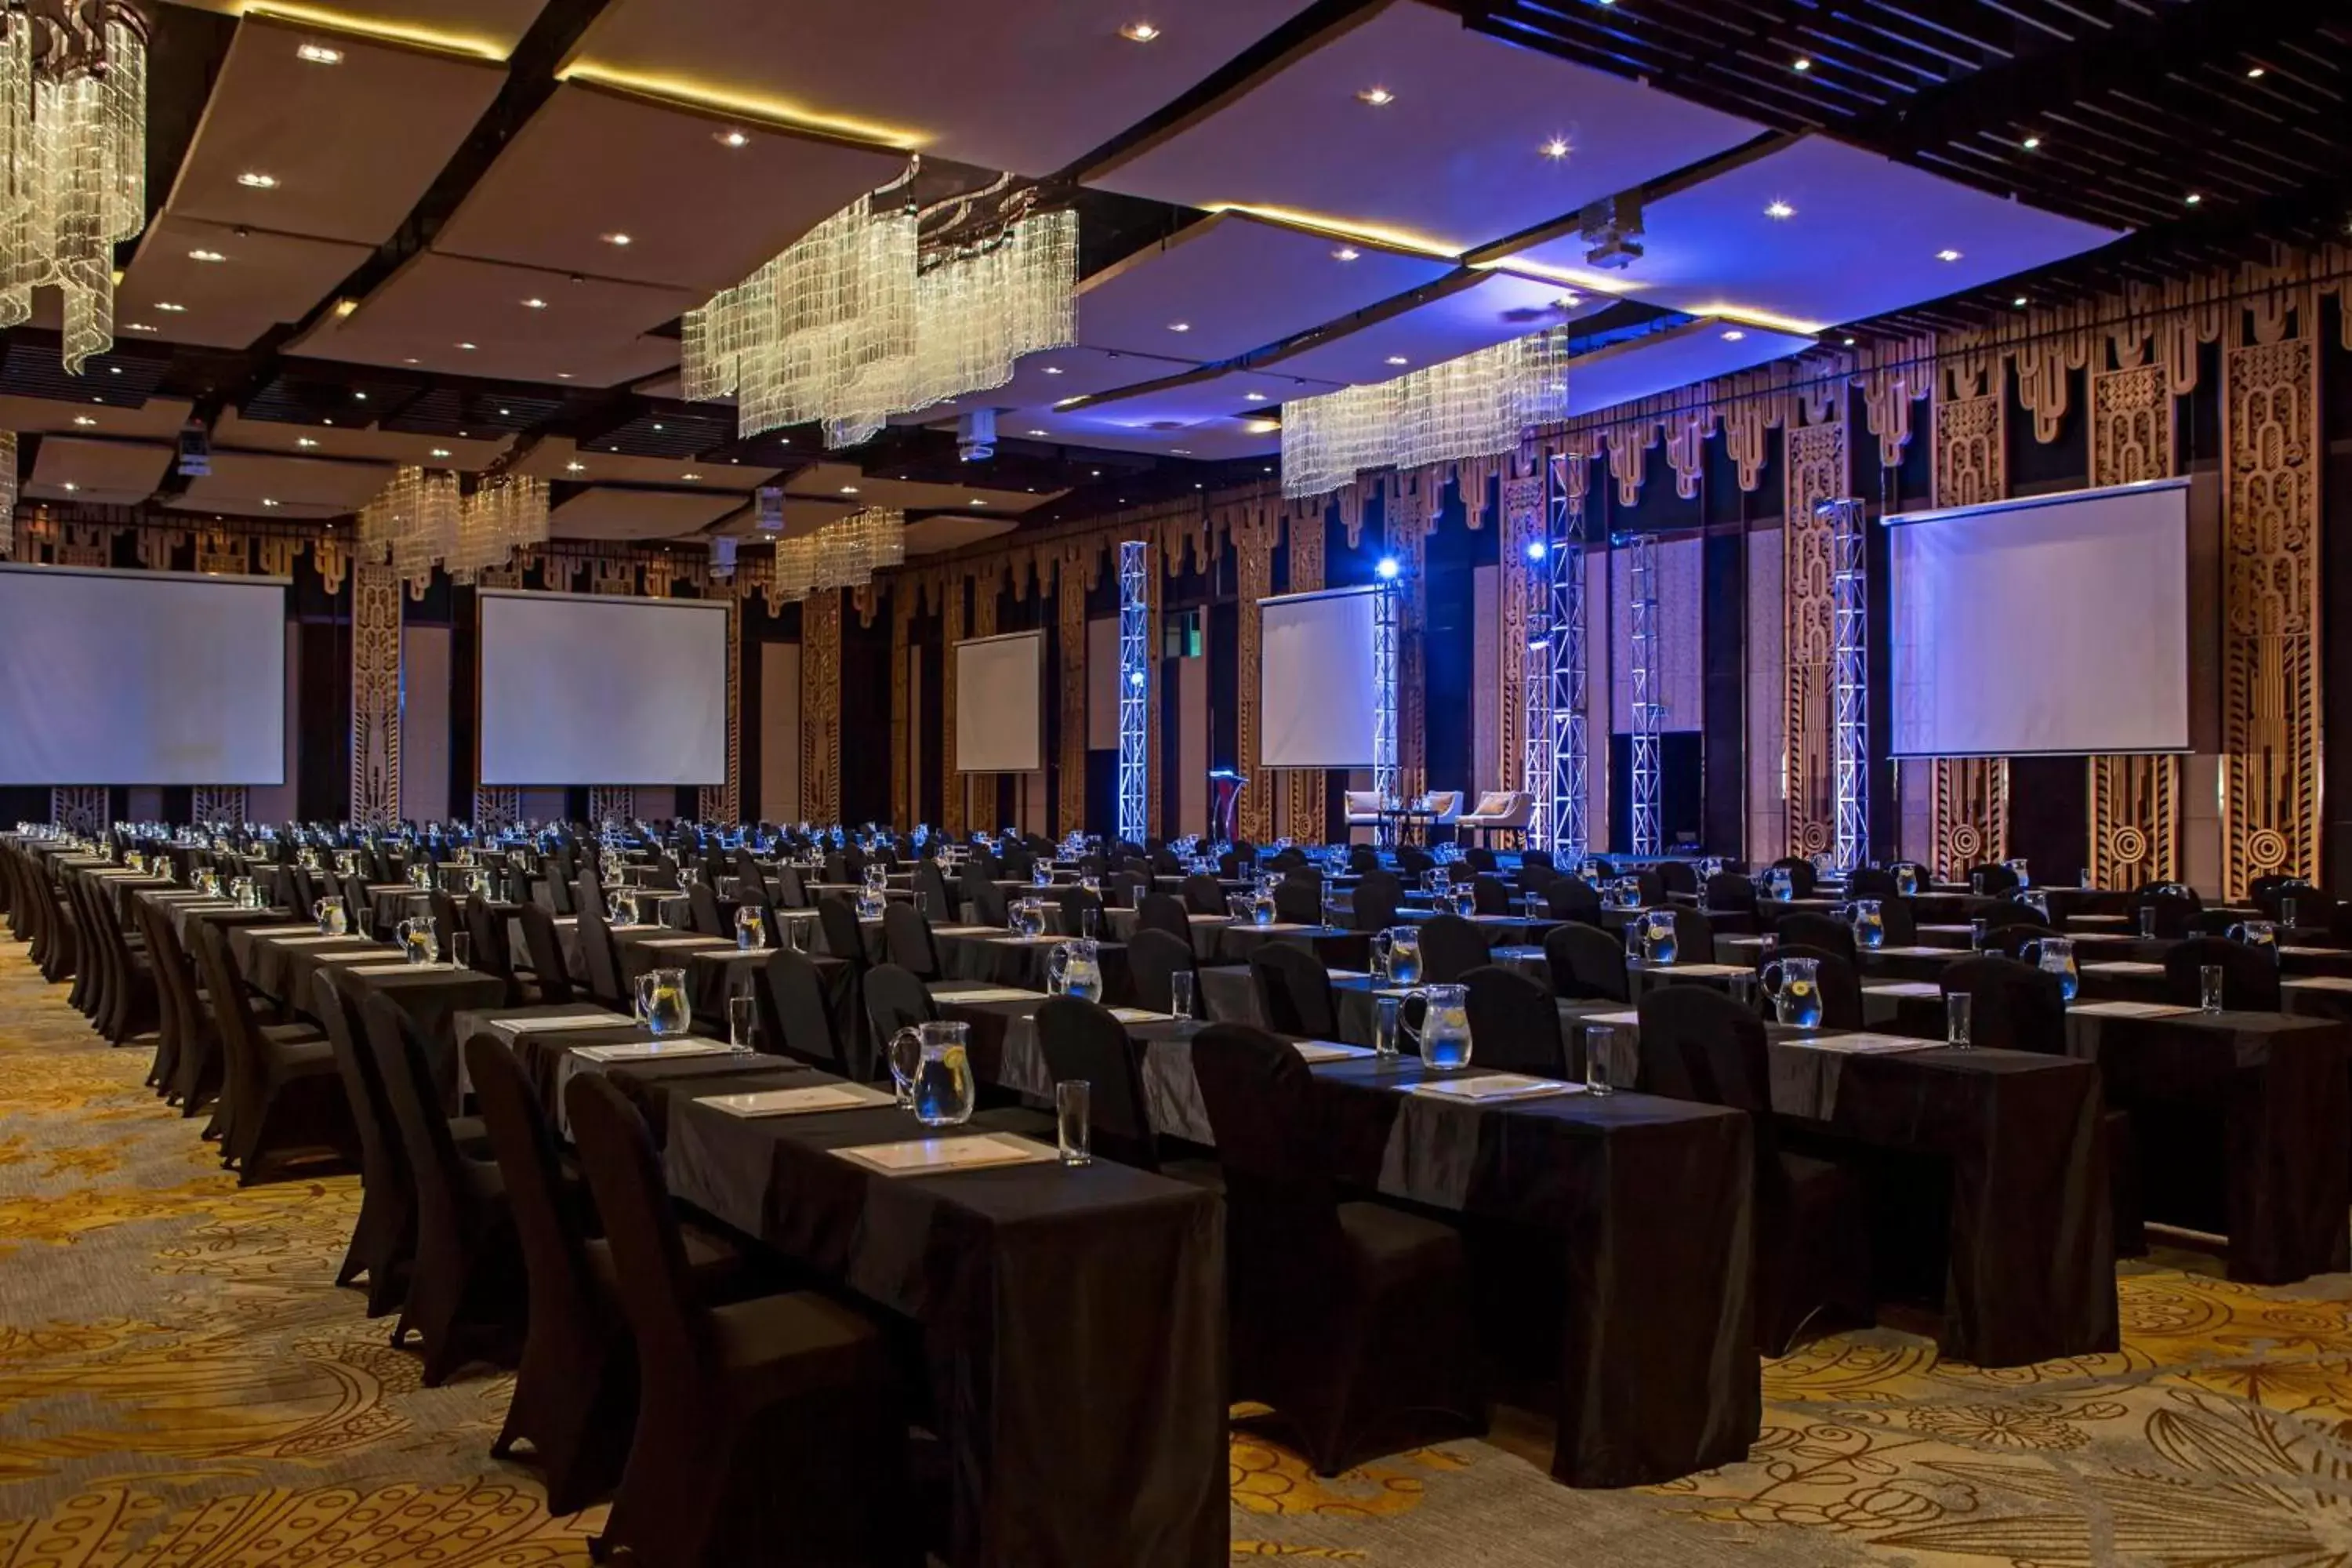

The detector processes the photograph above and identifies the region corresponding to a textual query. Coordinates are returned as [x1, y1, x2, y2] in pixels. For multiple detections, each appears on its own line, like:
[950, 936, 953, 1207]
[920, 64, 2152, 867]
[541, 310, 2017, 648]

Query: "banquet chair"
[1351, 870, 1403, 933]
[33, 855, 79, 983]
[1775, 912, 1857, 964]
[1965, 862, 2021, 895]
[1190, 1023, 1483, 1474]
[340, 871, 372, 935]
[1984, 922, 2058, 961]
[363, 990, 524, 1385]
[774, 865, 812, 910]
[129, 899, 186, 1096]
[732, 847, 768, 903]
[687, 881, 728, 938]
[1516, 859, 1559, 898]
[1665, 906, 1717, 964]
[2132, 886, 2200, 939]
[1250, 943, 1338, 1039]
[1544, 877, 1604, 927]
[1876, 897, 1919, 946]
[913, 857, 956, 921]
[151, 911, 227, 1116]
[1469, 874, 1511, 916]
[963, 866, 1010, 927]
[2163, 935, 2281, 1012]
[1544, 922, 1628, 1003]
[1268, 848, 1308, 874]
[1656, 861, 1699, 898]
[464, 893, 522, 1000]
[817, 896, 869, 975]
[862, 963, 936, 1067]
[1056, 884, 1105, 938]
[1761, 944, 1866, 1030]
[1461, 965, 1569, 1078]
[314, 970, 436, 1316]
[1635, 984, 1872, 1352]
[1127, 928, 1198, 1017]
[192, 921, 348, 1185]
[1181, 873, 1228, 917]
[1136, 891, 1192, 943]
[1846, 868, 1900, 901]
[62, 872, 100, 1016]
[1105, 869, 1149, 910]
[881, 901, 939, 980]
[1396, 846, 1436, 880]
[757, 949, 848, 1072]
[574, 902, 628, 1011]
[514, 902, 576, 1006]
[1417, 914, 1489, 985]
[564, 1074, 914, 1568]
[1036, 996, 1163, 1171]
[424, 889, 462, 958]
[1274, 873, 1323, 927]
[1768, 857, 1819, 898]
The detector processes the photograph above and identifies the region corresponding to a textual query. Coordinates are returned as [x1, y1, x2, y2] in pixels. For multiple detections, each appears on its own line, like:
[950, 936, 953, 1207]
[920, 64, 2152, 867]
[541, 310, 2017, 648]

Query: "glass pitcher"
[1894, 864, 1920, 897]
[313, 897, 347, 937]
[1031, 860, 1054, 889]
[125, 850, 146, 874]
[636, 967, 691, 1037]
[1766, 866, 1795, 902]
[2004, 857, 2032, 890]
[1009, 898, 1047, 938]
[609, 890, 641, 928]
[1761, 955, 1823, 1029]
[1447, 883, 1476, 918]
[889, 1020, 977, 1126]
[1403, 984, 1472, 1071]
[735, 905, 768, 951]
[2226, 920, 2279, 956]
[1640, 907, 1680, 964]
[863, 862, 888, 891]
[1047, 938, 1103, 1000]
[2019, 935, 2080, 1002]
[1249, 890, 1276, 927]
[1845, 897, 1886, 951]
[229, 875, 257, 909]
[855, 887, 887, 921]
[1374, 927, 1423, 985]
[195, 868, 220, 898]
[395, 916, 438, 965]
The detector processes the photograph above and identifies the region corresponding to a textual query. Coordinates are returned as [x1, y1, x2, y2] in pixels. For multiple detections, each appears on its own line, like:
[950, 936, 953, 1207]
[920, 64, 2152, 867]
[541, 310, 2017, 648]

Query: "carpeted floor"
[5, 938, 2352, 1566]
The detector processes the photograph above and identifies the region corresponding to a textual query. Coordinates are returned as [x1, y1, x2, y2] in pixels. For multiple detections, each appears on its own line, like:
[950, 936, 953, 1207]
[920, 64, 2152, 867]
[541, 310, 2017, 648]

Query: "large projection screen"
[1261, 586, 1379, 768]
[954, 630, 1044, 773]
[478, 591, 728, 786]
[0, 564, 287, 786]
[1888, 478, 2190, 757]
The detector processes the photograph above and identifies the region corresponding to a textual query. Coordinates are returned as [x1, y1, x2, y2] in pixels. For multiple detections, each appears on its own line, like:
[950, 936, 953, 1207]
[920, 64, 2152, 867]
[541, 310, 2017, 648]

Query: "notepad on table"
[1784, 1032, 1939, 1054]
[1109, 1007, 1170, 1024]
[700, 1083, 892, 1118]
[314, 949, 396, 964]
[495, 1012, 632, 1034]
[350, 961, 464, 975]
[2286, 975, 2352, 993]
[269, 933, 365, 946]
[2068, 1000, 2193, 1018]
[1865, 981, 1944, 999]
[572, 1040, 731, 1063]
[637, 935, 726, 949]
[831, 1133, 1058, 1176]
[2083, 960, 2165, 975]
[935, 987, 1045, 1005]
[1293, 1040, 1374, 1063]
[1410, 1073, 1582, 1102]
[1580, 1010, 1641, 1026]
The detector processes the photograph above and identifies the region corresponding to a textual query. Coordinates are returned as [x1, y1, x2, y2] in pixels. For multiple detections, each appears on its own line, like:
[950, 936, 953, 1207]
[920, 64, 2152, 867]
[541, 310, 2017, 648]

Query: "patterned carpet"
[4, 938, 2351, 1566]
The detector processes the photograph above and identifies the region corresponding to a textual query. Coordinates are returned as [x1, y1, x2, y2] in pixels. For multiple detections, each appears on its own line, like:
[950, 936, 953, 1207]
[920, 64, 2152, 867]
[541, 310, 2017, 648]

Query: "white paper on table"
[314, 949, 398, 964]
[492, 1012, 632, 1033]
[993, 935, 1066, 946]
[1292, 1040, 1375, 1063]
[1410, 1073, 1584, 1102]
[268, 933, 368, 947]
[2082, 960, 2165, 975]
[2285, 975, 2352, 993]
[1109, 1007, 1171, 1024]
[936, 987, 1047, 1005]
[1188, 913, 1225, 923]
[1872, 946, 1955, 956]
[1866, 981, 1944, 998]
[830, 1132, 1058, 1176]
[1917, 924, 1975, 934]
[700, 1083, 894, 1117]
[348, 961, 464, 975]
[1784, 1032, 1940, 1054]
[1719, 935, 1766, 948]
[1649, 962, 1751, 977]
[572, 1040, 731, 1062]
[637, 935, 727, 949]
[248, 924, 328, 936]
[2068, 1000, 2194, 1018]
[1581, 1010, 1641, 1025]
[1325, 968, 1369, 981]
[931, 926, 998, 936]
[2281, 946, 2341, 957]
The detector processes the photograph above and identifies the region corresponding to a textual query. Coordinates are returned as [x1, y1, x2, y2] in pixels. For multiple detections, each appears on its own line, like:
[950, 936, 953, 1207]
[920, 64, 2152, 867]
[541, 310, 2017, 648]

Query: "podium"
[1208, 769, 1246, 844]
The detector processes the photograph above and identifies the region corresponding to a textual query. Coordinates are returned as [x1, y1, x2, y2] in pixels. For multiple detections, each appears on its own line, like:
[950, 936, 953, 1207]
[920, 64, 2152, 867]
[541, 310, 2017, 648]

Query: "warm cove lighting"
[245, 3, 510, 60]
[1203, 204, 1460, 261]
[556, 62, 930, 150]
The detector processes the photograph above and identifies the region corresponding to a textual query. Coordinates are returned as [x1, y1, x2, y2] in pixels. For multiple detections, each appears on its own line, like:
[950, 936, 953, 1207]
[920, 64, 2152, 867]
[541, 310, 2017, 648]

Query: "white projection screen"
[478, 590, 728, 786]
[954, 630, 1044, 773]
[1261, 586, 1379, 768]
[1888, 478, 2190, 757]
[0, 564, 287, 786]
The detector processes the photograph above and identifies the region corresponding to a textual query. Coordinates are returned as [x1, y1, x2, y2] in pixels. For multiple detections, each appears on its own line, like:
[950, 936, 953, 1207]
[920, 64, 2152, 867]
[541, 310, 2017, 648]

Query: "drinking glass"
[1374, 995, 1402, 1058]
[449, 930, 472, 971]
[1080, 905, 1101, 940]
[632, 972, 652, 1029]
[728, 993, 756, 1055]
[736, 905, 767, 951]
[2138, 906, 2158, 939]
[2200, 964, 2225, 1014]
[1584, 1025, 1616, 1096]
[1056, 1081, 1092, 1167]
[2282, 896, 2301, 932]
[1728, 972, 1758, 1013]
[1969, 917, 1989, 952]
[1170, 971, 1196, 1022]
[1946, 991, 1973, 1048]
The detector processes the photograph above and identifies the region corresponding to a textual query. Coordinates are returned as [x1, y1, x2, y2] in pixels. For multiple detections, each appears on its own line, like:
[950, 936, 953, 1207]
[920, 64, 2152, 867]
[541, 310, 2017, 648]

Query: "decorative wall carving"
[1283, 502, 1327, 844]
[49, 786, 107, 833]
[698, 593, 742, 825]
[1781, 414, 1846, 858]
[191, 787, 249, 825]
[473, 787, 521, 832]
[1385, 472, 1439, 804]
[891, 586, 916, 830]
[587, 787, 637, 824]
[2087, 354, 2183, 886]
[350, 559, 402, 829]
[1932, 758, 2010, 880]
[1231, 500, 1281, 844]
[1925, 383, 2012, 878]
[802, 588, 844, 826]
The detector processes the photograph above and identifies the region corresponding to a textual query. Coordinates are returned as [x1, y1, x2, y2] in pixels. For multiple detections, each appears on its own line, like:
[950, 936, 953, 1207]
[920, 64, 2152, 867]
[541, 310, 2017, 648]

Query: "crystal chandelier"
[0, 2, 148, 373]
[358, 464, 547, 586]
[682, 169, 1076, 449]
[767, 506, 904, 601]
[1281, 330, 1573, 499]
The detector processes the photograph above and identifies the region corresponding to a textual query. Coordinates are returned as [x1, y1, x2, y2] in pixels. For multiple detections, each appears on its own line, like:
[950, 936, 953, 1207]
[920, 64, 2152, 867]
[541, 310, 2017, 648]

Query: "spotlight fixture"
[72, 415, 95, 426]
[1541, 137, 1570, 160]
[238, 172, 278, 189]
[565, 461, 586, 473]
[188, 249, 226, 262]
[296, 437, 318, 448]
[1721, 329, 1745, 341]
[714, 129, 750, 147]
[1792, 57, 1811, 71]
[1526, 539, 1548, 561]
[2246, 65, 2266, 78]
[521, 297, 546, 308]
[1332, 246, 1359, 261]
[1936, 249, 1962, 261]
[683, 472, 703, 481]
[1167, 321, 1190, 332]
[430, 448, 452, 458]
[62, 481, 78, 492]
[1356, 86, 1395, 107]
[1385, 354, 1409, 365]
[2013, 296, 2028, 307]
[1577, 191, 1645, 268]
[1119, 20, 1160, 42]
[332, 298, 359, 318]
[1242, 419, 1279, 435]
[601, 232, 632, 246]
[1554, 292, 1581, 309]
[1028, 428, 1049, 437]
[2021, 136, 2042, 150]
[261, 498, 279, 507]
[456, 341, 476, 350]
[839, 485, 859, 494]
[1765, 200, 1795, 219]
[1040, 365, 1064, 375]
[1375, 557, 1399, 580]
[123, 322, 156, 332]
[1841, 336, 1857, 347]
[296, 42, 342, 64]
[2185, 192, 2202, 205]
[353, 391, 367, 401]
[1244, 391, 1268, 401]
[968, 498, 986, 506]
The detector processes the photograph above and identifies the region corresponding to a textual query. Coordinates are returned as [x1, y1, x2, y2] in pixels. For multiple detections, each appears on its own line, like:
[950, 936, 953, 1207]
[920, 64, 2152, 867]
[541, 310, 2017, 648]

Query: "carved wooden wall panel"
[1232, 506, 1279, 843]
[1385, 476, 1438, 804]
[1283, 506, 1327, 844]
[2087, 357, 2183, 887]
[191, 787, 249, 825]
[587, 787, 637, 824]
[801, 589, 844, 826]
[350, 559, 402, 829]
[49, 787, 107, 833]
[473, 788, 521, 832]
[697, 593, 742, 825]
[1926, 387, 2011, 878]
[2220, 320, 2321, 897]
[1931, 757, 2010, 880]
[1781, 416, 1846, 858]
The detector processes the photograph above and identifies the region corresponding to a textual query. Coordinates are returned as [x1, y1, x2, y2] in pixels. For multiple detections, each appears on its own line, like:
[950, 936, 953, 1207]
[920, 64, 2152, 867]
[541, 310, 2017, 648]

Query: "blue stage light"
[1375, 557, 1399, 580]
[1526, 539, 1548, 561]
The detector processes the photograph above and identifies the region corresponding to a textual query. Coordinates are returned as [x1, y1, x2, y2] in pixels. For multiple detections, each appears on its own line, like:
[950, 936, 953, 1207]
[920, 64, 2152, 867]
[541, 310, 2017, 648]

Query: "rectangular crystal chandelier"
[768, 506, 904, 601]
[0, 2, 148, 373]
[1281, 330, 1572, 499]
[682, 172, 1076, 450]
[358, 466, 546, 587]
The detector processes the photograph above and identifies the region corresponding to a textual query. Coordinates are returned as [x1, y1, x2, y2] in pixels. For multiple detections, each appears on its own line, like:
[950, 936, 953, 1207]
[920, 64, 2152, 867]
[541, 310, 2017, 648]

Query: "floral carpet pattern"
[3, 936, 2350, 1565]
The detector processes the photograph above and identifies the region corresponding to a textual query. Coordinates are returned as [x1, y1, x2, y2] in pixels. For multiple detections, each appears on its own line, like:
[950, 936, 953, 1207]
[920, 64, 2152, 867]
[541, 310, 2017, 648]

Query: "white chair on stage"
[1421, 791, 1464, 843]
[1458, 791, 1534, 847]
[1343, 790, 1386, 842]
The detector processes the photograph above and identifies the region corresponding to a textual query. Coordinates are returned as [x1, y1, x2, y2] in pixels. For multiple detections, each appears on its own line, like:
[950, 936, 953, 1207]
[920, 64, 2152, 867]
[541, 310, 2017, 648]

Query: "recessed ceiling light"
[154, 301, 185, 311]
[1040, 365, 1063, 376]
[2247, 65, 2266, 78]
[1167, 321, 1190, 332]
[1385, 354, 1409, 365]
[1721, 329, 1745, 341]
[124, 321, 155, 332]
[62, 481, 78, 492]
[498, 408, 510, 416]
[1119, 20, 1160, 42]
[2013, 296, 2028, 307]
[839, 485, 858, 494]
[1028, 428, 1049, 437]
[521, 297, 547, 309]
[1792, 57, 1811, 71]
[968, 498, 985, 506]
[602, 232, 632, 246]
[1091, 470, 1102, 477]
[296, 437, 318, 448]
[353, 391, 367, 401]
[652, 423, 664, 430]
[456, 342, 476, 350]
[323, 417, 334, 425]
[681, 472, 702, 481]
[556, 372, 573, 379]
[1936, 249, 1962, 261]
[1243, 419, 1279, 434]
[2021, 136, 2042, 150]
[714, 129, 750, 147]
[237, 172, 278, 189]
[403, 357, 419, 365]
[1765, 200, 1795, 219]
[1554, 292, 1581, 309]
[296, 42, 342, 64]
[430, 448, 452, 458]
[1171, 448, 1190, 456]
[188, 249, 226, 262]
[1842, 336, 1857, 347]
[1541, 137, 1570, 160]
[1244, 391, 1267, 401]
[565, 461, 586, 473]
[107, 366, 120, 374]
[72, 415, 95, 426]
[1332, 246, 1359, 261]
[2185, 191, 2202, 205]
[261, 498, 279, 507]
[1357, 86, 1394, 107]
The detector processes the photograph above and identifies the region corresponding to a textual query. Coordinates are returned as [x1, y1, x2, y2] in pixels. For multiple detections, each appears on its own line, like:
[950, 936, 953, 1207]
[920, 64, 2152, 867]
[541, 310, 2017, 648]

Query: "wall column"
[350, 557, 402, 829]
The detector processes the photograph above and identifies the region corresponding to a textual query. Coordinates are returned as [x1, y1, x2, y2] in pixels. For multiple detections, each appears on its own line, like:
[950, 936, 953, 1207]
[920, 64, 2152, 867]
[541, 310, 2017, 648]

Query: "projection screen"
[954, 630, 1044, 773]
[478, 590, 728, 786]
[0, 564, 287, 786]
[1888, 477, 2190, 757]
[1261, 586, 1380, 769]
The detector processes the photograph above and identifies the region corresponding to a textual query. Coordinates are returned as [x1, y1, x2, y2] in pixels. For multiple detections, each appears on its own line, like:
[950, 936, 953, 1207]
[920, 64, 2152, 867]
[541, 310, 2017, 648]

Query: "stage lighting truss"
[1628, 532, 1662, 858]
[1117, 540, 1149, 846]
[1826, 497, 1870, 873]
[1537, 449, 1588, 860]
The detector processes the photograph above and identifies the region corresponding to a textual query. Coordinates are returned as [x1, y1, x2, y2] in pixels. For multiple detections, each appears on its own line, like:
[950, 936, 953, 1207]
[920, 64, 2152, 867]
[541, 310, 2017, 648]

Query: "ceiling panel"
[1089, 0, 1763, 256]
[434, 85, 910, 292]
[1258, 270, 1602, 383]
[26, 439, 175, 506]
[284, 252, 693, 383]
[160, 0, 555, 60]
[1076, 212, 1454, 363]
[782, 462, 1064, 514]
[163, 14, 505, 245]
[0, 395, 194, 440]
[211, 408, 513, 470]
[1021, 368, 1341, 462]
[550, 487, 746, 540]
[173, 452, 395, 520]
[887, 346, 1194, 426]
[904, 514, 1018, 554]
[1505, 134, 2125, 331]
[514, 436, 778, 491]
[1559, 319, 1814, 419]
[564, 0, 1319, 176]
[117, 215, 373, 348]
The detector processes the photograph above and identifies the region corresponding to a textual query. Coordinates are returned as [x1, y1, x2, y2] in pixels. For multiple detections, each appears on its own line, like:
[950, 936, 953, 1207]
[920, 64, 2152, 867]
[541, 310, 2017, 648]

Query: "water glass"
[2282, 896, 2300, 932]
[1056, 1080, 1092, 1167]
[1969, 917, 1989, 952]
[1946, 991, 1973, 1049]
[2138, 906, 2158, 939]
[1170, 971, 1197, 1022]
[1728, 972, 1758, 1013]
[2200, 964, 2225, 1014]
[728, 993, 756, 1055]
[1374, 995, 1403, 1058]
[1080, 906, 1101, 940]
[1584, 1025, 1616, 1096]
[449, 930, 472, 971]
